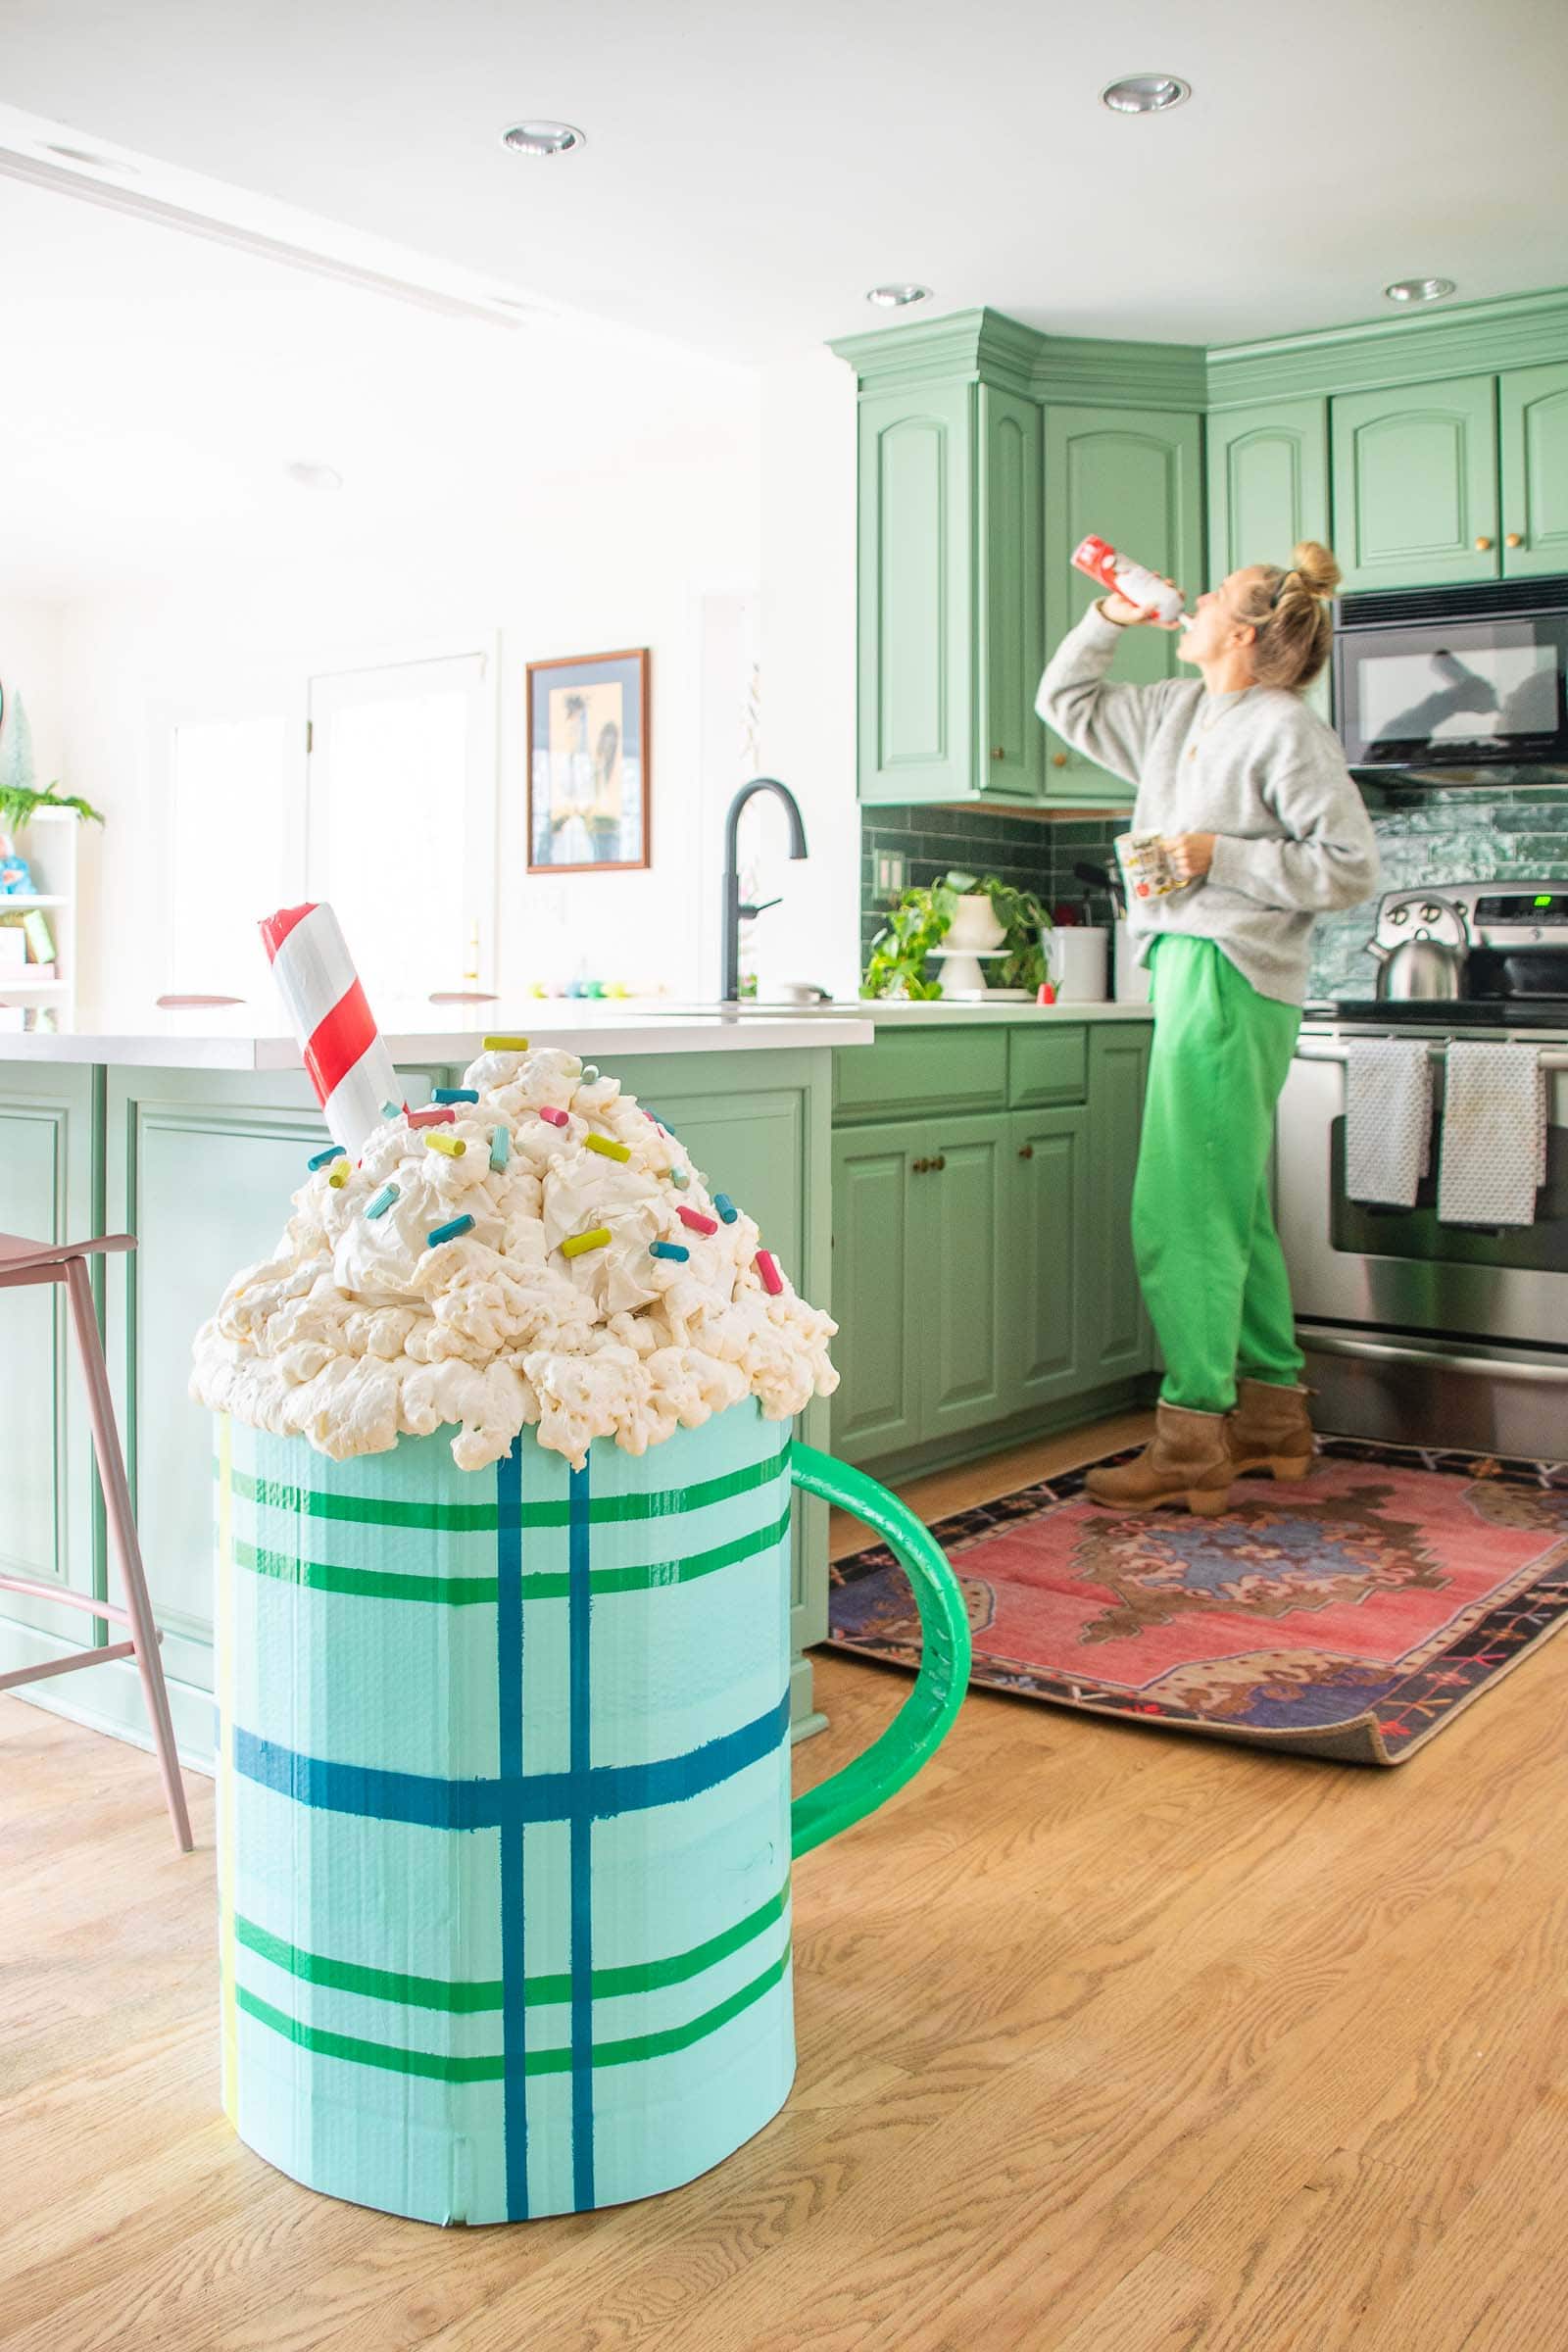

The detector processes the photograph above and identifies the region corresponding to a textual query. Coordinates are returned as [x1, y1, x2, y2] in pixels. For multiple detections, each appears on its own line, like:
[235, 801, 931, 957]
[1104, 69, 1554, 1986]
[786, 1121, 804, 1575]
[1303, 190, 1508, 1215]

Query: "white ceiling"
[0, 173, 756, 597]
[2, 0, 1565, 363]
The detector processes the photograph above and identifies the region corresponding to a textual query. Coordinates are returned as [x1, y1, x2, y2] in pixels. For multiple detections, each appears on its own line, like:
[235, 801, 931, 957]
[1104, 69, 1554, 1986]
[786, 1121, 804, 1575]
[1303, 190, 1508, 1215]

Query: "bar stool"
[0, 1232, 193, 1851]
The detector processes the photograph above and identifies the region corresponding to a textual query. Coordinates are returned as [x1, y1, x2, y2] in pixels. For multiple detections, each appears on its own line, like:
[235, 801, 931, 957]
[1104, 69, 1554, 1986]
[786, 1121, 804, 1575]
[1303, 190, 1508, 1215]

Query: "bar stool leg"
[62, 1257, 194, 1852]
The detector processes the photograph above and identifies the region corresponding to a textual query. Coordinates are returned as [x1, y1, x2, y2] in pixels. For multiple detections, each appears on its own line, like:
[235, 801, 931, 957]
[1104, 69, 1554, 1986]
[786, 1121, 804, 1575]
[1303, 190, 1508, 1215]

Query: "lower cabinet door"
[1006, 1105, 1086, 1413]
[830, 1125, 922, 1464]
[1085, 1026, 1155, 1384]
[918, 1112, 1011, 1446]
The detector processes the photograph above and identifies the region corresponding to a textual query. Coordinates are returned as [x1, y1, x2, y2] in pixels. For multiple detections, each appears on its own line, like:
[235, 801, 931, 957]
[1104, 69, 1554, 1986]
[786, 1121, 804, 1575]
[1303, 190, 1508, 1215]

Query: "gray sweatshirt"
[1036, 605, 1380, 1005]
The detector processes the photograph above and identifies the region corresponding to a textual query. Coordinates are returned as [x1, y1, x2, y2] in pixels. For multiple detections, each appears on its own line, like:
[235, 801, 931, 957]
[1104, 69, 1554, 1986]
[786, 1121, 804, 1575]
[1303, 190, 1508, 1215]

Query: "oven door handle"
[1296, 1044, 1568, 1070]
[1303, 1331, 1568, 1386]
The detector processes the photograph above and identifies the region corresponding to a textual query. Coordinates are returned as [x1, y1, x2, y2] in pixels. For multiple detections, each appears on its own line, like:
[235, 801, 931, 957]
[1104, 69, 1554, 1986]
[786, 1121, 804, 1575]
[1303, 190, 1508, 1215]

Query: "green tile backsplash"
[861, 785, 1568, 1000]
[1309, 784, 1568, 999]
[859, 806, 1127, 979]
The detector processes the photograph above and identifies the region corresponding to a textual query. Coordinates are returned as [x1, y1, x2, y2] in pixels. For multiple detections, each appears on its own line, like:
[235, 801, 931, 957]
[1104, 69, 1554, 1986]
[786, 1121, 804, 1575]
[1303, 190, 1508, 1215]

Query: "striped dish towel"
[1438, 1043, 1547, 1227]
[1346, 1039, 1434, 1207]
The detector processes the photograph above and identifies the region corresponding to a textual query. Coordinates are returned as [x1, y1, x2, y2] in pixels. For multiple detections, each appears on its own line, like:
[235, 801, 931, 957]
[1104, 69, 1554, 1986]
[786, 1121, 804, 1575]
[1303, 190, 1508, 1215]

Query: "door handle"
[911, 1157, 929, 1174]
[1018, 1143, 1034, 1158]
[931, 1154, 946, 1172]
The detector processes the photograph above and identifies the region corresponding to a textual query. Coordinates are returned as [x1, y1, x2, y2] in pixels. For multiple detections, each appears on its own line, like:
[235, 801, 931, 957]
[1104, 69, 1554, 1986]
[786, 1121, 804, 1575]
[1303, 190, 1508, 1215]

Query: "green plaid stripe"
[231, 1502, 791, 1605]
[236, 1941, 790, 2082]
[235, 1882, 789, 2012]
[224, 1438, 790, 1532]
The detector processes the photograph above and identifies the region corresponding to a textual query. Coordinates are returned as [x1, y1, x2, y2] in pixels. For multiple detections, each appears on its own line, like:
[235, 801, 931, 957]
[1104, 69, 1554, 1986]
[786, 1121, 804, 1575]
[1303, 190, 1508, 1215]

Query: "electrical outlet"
[874, 852, 906, 898]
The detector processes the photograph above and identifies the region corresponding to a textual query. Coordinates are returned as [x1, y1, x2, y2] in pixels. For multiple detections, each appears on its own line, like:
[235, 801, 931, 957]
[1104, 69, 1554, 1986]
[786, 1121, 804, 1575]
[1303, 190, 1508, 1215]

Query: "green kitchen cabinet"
[1007, 1105, 1086, 1410]
[1206, 399, 1330, 579]
[830, 1124, 922, 1462]
[1040, 405, 1205, 806]
[830, 1022, 1156, 1472]
[1330, 373, 1500, 590]
[1206, 397, 1332, 715]
[920, 1111, 1012, 1445]
[1084, 1025, 1154, 1386]
[1498, 361, 1568, 578]
[857, 379, 1043, 806]
[0, 1061, 102, 1667]
[830, 1110, 1011, 1459]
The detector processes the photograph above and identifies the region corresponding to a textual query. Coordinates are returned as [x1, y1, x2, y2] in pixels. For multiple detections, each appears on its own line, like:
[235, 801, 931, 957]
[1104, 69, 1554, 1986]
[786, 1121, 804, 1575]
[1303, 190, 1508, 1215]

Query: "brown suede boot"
[1226, 1378, 1316, 1482]
[1085, 1402, 1237, 1517]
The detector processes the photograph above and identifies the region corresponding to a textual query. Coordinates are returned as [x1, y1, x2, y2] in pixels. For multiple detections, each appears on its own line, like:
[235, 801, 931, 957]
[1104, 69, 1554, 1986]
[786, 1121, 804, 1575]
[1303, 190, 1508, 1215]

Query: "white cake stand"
[931, 945, 1007, 1001]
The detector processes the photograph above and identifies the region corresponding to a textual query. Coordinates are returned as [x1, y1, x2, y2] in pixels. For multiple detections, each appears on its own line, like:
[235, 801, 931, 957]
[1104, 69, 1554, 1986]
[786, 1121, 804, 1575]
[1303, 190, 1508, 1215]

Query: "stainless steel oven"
[1278, 882, 1568, 1454]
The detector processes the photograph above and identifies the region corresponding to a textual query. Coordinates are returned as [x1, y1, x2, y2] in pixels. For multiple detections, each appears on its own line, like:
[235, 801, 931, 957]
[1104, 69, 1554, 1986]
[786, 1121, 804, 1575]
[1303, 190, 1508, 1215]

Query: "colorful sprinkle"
[539, 1106, 570, 1129]
[562, 1226, 611, 1259]
[434, 1087, 478, 1104]
[426, 1214, 475, 1249]
[756, 1250, 784, 1297]
[365, 1183, 400, 1220]
[650, 1241, 689, 1262]
[584, 1133, 630, 1163]
[669, 1167, 690, 1189]
[408, 1105, 455, 1128]
[677, 1205, 718, 1236]
[308, 1144, 346, 1171]
[580, 1063, 600, 1082]
[425, 1132, 466, 1157]
[489, 1127, 511, 1170]
[327, 1164, 350, 1190]
[483, 1035, 530, 1052]
[380, 1100, 402, 1121]
[712, 1193, 738, 1224]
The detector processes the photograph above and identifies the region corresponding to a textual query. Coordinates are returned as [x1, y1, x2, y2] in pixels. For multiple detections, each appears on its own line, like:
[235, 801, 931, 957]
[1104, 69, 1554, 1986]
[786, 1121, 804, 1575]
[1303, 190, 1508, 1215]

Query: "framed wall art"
[526, 647, 650, 872]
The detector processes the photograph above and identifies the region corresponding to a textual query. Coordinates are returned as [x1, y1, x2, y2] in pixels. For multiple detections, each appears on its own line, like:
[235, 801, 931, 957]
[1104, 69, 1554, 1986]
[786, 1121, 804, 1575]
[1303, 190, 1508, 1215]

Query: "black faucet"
[720, 776, 808, 1004]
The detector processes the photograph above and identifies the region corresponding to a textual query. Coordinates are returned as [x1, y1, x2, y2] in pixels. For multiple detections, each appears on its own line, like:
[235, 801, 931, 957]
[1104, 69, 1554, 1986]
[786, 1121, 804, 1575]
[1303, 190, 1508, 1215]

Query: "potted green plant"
[0, 689, 103, 845]
[862, 870, 1051, 1000]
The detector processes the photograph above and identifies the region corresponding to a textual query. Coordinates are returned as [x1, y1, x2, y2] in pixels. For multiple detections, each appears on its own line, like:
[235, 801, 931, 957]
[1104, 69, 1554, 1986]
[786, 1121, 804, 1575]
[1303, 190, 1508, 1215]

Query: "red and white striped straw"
[259, 903, 402, 1157]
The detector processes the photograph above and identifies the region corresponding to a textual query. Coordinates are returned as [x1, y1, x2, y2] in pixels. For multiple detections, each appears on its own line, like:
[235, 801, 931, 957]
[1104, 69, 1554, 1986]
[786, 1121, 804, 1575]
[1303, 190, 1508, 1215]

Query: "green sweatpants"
[1131, 935, 1304, 1415]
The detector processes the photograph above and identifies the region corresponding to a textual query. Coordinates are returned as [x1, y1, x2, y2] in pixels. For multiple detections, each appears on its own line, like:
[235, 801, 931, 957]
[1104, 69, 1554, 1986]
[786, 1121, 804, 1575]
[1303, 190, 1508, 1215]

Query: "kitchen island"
[0, 1006, 871, 1766]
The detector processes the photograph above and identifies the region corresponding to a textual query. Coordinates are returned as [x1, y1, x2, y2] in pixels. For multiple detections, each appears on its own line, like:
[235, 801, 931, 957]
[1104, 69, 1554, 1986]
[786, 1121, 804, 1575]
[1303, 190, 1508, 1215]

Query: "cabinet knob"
[911, 1157, 929, 1175]
[1052, 752, 1068, 769]
[1475, 535, 1494, 551]
[932, 1153, 946, 1172]
[1506, 532, 1525, 549]
[990, 745, 1005, 760]
[1018, 1143, 1034, 1159]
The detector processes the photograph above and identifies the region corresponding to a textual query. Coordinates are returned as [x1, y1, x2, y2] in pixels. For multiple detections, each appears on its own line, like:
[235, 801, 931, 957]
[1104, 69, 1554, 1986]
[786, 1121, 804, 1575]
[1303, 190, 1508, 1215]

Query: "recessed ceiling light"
[866, 283, 932, 309]
[284, 462, 344, 493]
[1101, 74, 1192, 116]
[501, 122, 586, 158]
[1384, 276, 1456, 305]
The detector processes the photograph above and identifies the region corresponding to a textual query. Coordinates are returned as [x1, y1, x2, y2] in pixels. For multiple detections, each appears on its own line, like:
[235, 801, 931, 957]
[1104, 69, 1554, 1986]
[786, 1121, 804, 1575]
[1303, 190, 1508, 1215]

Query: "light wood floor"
[6, 1409, 1568, 2352]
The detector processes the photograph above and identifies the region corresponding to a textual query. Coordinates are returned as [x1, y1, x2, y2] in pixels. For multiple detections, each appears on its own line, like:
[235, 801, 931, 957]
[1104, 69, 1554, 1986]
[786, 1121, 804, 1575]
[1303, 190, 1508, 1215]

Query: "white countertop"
[820, 998, 1152, 1025]
[0, 1004, 877, 1071]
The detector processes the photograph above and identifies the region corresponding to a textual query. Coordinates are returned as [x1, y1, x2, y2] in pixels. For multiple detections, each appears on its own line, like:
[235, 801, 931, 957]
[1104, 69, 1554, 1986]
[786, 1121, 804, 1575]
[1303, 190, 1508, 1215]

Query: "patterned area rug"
[828, 1439, 1568, 1764]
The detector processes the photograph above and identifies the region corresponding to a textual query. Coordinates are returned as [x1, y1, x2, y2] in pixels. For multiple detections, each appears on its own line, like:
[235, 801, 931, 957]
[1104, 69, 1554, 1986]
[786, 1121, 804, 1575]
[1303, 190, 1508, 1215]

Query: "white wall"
[0, 600, 65, 788]
[755, 346, 861, 1002]
[55, 434, 764, 1013]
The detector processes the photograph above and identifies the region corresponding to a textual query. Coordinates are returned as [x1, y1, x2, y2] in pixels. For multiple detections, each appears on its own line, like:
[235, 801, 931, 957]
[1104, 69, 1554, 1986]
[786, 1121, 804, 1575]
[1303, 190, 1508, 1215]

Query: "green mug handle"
[787, 1443, 971, 1860]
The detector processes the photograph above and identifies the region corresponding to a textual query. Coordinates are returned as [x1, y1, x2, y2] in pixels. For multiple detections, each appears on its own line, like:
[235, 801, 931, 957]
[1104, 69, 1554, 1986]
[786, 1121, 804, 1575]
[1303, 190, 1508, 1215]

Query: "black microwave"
[1332, 573, 1568, 775]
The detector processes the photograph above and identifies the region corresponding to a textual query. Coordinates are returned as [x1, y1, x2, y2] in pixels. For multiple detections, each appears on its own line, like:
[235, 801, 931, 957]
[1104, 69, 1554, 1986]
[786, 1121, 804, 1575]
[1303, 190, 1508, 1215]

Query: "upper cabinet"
[857, 379, 1042, 806]
[1498, 361, 1568, 579]
[1331, 373, 1499, 590]
[1039, 405, 1203, 807]
[1206, 397, 1330, 578]
[1206, 397, 1331, 715]
[843, 293, 1568, 809]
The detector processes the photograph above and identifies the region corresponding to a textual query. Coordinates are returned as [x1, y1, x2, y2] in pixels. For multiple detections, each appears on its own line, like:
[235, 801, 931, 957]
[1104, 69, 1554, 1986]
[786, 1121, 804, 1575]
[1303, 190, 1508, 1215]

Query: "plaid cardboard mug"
[213, 1401, 969, 2225]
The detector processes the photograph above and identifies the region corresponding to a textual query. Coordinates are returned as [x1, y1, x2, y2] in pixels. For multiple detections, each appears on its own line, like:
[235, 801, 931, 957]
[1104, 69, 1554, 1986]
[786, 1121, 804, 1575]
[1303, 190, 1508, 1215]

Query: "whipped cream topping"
[191, 1048, 837, 1470]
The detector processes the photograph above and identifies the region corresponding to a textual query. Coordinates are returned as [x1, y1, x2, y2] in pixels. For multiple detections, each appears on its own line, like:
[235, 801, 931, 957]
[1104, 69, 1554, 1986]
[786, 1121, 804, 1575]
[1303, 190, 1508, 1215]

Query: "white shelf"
[0, 894, 70, 910]
[0, 977, 68, 996]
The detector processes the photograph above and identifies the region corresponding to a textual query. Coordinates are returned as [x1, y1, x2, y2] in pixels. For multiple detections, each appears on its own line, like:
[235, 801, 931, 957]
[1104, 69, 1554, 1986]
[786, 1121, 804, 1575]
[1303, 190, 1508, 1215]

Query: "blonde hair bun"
[1291, 540, 1342, 600]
